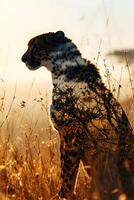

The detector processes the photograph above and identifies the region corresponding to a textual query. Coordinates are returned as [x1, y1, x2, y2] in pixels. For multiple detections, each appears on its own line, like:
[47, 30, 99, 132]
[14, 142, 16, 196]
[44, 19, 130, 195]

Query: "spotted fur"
[22, 31, 134, 200]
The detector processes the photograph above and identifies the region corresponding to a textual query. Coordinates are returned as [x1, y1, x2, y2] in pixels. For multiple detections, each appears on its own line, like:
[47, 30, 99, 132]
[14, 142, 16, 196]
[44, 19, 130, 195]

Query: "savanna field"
[0, 55, 134, 200]
[0, 0, 134, 199]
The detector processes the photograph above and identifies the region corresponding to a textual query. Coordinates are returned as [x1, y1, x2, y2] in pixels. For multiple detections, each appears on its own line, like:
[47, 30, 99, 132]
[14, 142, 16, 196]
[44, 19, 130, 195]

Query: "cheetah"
[21, 31, 134, 200]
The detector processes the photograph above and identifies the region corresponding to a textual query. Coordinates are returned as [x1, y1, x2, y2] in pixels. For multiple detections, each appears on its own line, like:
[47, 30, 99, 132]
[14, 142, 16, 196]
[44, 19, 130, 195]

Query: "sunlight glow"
[0, 0, 134, 81]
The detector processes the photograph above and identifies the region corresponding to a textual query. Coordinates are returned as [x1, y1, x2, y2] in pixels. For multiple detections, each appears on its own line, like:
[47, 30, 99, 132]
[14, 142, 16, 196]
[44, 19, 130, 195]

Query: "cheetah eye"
[32, 48, 43, 58]
[33, 43, 39, 49]
[33, 48, 42, 56]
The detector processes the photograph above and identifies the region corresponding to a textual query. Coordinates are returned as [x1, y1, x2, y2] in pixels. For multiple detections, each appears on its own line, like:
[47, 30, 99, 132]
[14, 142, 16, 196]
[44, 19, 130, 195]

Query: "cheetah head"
[21, 31, 71, 71]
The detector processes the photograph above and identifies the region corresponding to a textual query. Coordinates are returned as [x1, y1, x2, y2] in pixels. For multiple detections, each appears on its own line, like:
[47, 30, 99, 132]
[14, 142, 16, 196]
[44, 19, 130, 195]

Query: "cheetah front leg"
[58, 129, 83, 200]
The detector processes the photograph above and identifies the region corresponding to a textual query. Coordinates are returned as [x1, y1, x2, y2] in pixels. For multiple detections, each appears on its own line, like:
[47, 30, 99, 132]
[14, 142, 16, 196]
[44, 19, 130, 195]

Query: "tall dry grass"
[0, 85, 94, 200]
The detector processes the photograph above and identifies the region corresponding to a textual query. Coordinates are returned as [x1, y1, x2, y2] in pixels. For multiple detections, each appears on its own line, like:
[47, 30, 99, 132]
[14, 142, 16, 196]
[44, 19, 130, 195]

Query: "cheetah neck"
[54, 57, 87, 86]
[45, 41, 102, 91]
[50, 46, 88, 89]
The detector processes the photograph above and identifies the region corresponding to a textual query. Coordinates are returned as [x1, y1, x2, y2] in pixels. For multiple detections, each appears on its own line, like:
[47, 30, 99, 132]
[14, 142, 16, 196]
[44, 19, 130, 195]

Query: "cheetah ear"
[55, 31, 65, 41]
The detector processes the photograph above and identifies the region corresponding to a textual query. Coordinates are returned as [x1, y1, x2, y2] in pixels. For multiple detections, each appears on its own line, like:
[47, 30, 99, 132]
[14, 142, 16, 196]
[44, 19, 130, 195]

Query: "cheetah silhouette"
[22, 31, 134, 200]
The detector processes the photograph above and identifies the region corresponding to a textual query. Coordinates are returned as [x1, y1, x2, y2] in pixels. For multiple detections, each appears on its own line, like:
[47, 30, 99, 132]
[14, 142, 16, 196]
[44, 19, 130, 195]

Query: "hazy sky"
[0, 0, 134, 81]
